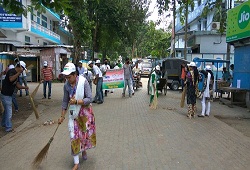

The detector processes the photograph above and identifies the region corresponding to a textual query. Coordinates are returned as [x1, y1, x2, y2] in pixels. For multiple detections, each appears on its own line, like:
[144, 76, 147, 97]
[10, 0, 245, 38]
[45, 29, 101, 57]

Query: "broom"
[32, 103, 70, 168]
[150, 91, 158, 109]
[180, 85, 187, 108]
[31, 82, 42, 99]
[29, 82, 42, 119]
[15, 55, 40, 118]
[32, 123, 60, 168]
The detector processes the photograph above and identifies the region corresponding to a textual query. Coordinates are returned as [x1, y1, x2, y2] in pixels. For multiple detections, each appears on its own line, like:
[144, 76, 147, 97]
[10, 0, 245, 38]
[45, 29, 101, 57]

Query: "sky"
[147, 0, 172, 30]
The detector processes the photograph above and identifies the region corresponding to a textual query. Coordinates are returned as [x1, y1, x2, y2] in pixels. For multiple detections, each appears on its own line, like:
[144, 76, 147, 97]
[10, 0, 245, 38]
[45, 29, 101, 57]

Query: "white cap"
[205, 65, 212, 70]
[187, 62, 196, 67]
[8, 64, 15, 69]
[19, 61, 26, 69]
[95, 60, 100, 64]
[78, 60, 82, 63]
[61, 63, 76, 75]
[155, 65, 160, 71]
[44, 61, 48, 66]
[88, 60, 93, 65]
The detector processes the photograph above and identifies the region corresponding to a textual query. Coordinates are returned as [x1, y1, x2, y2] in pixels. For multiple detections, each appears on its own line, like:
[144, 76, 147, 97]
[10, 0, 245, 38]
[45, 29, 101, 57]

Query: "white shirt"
[93, 65, 102, 77]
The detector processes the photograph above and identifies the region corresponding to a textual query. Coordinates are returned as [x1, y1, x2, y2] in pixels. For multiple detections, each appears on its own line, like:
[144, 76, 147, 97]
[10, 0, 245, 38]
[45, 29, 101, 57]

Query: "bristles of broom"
[32, 124, 60, 168]
[150, 92, 158, 109]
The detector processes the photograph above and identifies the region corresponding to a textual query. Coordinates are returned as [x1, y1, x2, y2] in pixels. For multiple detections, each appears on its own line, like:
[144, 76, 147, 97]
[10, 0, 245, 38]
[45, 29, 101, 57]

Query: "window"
[50, 20, 52, 30]
[37, 12, 41, 24]
[43, 42, 48, 45]
[42, 15, 47, 28]
[25, 36, 30, 43]
[31, 8, 34, 21]
[25, 36, 31, 45]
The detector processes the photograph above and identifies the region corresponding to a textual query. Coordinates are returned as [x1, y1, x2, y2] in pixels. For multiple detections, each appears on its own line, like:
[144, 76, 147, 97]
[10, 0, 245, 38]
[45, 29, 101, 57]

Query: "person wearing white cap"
[18, 61, 29, 97]
[41, 61, 54, 99]
[77, 60, 85, 75]
[185, 62, 198, 119]
[1, 61, 29, 132]
[198, 65, 214, 117]
[101, 58, 111, 96]
[83, 66, 93, 91]
[149, 65, 161, 107]
[88, 60, 104, 104]
[58, 62, 96, 170]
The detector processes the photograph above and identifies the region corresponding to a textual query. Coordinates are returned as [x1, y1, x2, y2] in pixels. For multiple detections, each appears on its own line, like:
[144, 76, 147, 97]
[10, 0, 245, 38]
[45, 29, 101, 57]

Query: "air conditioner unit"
[211, 22, 220, 30]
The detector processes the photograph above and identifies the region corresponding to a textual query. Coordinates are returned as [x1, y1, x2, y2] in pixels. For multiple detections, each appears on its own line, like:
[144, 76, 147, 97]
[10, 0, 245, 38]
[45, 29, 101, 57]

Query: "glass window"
[37, 12, 40, 24]
[41, 15, 47, 28]
[25, 36, 30, 43]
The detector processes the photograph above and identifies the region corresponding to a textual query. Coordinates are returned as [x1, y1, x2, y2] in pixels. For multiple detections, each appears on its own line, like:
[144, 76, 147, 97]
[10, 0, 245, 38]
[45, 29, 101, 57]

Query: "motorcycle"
[133, 72, 142, 90]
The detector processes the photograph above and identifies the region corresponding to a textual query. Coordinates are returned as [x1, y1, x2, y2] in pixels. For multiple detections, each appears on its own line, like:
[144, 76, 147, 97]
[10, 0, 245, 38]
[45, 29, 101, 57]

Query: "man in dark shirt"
[1, 61, 29, 132]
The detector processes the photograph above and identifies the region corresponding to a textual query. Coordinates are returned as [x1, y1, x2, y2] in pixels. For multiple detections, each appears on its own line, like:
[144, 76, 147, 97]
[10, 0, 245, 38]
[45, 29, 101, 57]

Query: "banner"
[103, 69, 124, 90]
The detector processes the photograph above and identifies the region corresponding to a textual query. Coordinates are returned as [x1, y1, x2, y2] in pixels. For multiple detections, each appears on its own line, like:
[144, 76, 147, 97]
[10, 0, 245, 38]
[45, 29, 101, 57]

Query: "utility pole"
[183, 0, 188, 60]
[171, 0, 176, 58]
[226, 0, 232, 66]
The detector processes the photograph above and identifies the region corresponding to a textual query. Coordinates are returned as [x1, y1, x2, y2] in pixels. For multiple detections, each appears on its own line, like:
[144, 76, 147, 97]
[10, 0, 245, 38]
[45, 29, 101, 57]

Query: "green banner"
[102, 69, 124, 90]
[226, 1, 250, 42]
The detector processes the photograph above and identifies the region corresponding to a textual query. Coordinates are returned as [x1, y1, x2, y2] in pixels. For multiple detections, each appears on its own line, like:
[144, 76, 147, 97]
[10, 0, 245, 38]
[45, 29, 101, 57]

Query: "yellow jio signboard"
[226, 1, 250, 42]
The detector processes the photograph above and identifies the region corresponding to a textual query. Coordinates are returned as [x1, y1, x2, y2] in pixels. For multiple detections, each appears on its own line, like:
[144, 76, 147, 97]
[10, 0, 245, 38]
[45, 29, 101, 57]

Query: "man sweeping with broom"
[149, 65, 161, 109]
[1, 61, 29, 132]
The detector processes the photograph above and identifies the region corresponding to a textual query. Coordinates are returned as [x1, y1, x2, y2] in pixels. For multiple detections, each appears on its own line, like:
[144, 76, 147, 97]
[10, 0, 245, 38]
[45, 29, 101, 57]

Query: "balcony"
[31, 20, 60, 44]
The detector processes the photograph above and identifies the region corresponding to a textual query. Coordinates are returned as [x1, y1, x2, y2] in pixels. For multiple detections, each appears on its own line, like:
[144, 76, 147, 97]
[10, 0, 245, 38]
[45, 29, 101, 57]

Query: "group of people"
[180, 62, 214, 119]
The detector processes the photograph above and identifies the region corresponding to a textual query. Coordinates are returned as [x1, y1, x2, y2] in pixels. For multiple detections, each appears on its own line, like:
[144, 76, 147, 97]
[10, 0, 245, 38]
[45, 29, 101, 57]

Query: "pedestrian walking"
[88, 60, 103, 104]
[122, 58, 133, 97]
[185, 62, 198, 119]
[1, 61, 29, 132]
[198, 65, 214, 117]
[149, 65, 160, 107]
[58, 62, 96, 170]
[41, 61, 54, 99]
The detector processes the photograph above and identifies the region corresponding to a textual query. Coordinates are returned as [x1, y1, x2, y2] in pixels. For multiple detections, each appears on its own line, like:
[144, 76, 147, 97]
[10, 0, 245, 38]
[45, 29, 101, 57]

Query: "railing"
[31, 21, 60, 40]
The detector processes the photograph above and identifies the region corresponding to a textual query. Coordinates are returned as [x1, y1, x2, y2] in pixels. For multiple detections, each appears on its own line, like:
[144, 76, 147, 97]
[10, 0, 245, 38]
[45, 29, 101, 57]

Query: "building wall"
[196, 35, 228, 53]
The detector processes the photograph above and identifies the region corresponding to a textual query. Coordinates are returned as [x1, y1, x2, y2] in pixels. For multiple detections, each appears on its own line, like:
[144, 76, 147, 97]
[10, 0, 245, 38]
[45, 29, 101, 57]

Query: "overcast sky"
[147, 0, 172, 30]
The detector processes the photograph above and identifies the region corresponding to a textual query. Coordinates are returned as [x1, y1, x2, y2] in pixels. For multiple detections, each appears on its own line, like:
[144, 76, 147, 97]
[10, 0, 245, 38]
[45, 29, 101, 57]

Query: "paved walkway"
[0, 78, 250, 170]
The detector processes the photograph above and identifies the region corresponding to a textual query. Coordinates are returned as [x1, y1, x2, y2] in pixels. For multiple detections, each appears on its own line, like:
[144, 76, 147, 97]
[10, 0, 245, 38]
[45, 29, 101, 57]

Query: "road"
[0, 78, 250, 170]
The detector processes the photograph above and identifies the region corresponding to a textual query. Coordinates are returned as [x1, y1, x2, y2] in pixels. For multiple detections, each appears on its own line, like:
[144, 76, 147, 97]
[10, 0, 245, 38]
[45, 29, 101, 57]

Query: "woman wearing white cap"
[185, 62, 198, 118]
[58, 62, 96, 170]
[149, 65, 161, 107]
[198, 65, 214, 117]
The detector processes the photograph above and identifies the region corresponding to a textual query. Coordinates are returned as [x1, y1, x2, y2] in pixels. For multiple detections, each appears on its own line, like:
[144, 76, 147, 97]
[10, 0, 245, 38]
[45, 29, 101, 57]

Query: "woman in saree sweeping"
[185, 62, 198, 119]
[58, 62, 96, 170]
[149, 65, 161, 107]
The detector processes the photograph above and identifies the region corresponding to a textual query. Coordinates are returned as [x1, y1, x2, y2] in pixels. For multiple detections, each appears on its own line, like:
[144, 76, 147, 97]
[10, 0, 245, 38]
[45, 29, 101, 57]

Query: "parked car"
[141, 61, 152, 77]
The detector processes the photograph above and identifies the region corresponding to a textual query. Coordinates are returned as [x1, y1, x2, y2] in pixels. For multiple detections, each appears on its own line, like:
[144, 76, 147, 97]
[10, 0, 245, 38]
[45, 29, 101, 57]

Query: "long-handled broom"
[29, 82, 42, 119]
[14, 54, 40, 119]
[150, 91, 158, 109]
[32, 123, 60, 168]
[180, 85, 187, 108]
[32, 103, 69, 168]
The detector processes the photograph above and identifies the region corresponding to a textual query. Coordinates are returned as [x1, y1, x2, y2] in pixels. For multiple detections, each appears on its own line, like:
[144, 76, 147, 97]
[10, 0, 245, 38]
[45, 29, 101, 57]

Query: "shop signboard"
[226, 1, 250, 42]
